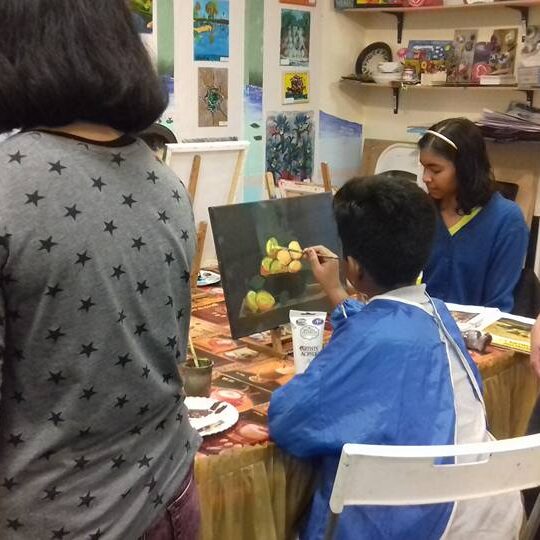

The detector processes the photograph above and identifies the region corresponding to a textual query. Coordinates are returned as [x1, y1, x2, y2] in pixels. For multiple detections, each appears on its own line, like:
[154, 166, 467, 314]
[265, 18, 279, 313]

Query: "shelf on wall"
[340, 77, 540, 113]
[340, 0, 540, 43]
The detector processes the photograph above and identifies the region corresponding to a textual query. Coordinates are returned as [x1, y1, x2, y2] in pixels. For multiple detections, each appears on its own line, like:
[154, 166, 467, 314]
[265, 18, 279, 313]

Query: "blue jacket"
[423, 192, 528, 312]
[269, 297, 482, 540]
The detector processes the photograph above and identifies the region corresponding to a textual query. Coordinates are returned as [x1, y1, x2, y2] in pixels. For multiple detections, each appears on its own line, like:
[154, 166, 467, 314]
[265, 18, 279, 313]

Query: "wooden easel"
[243, 327, 288, 359]
[265, 171, 277, 200]
[321, 161, 333, 193]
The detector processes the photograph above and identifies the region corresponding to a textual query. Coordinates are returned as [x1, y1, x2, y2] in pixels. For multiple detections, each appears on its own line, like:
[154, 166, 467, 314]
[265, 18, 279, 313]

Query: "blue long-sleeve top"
[423, 192, 529, 312]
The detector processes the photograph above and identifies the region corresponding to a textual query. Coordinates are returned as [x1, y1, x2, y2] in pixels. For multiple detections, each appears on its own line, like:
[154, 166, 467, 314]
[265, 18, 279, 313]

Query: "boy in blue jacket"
[268, 175, 522, 540]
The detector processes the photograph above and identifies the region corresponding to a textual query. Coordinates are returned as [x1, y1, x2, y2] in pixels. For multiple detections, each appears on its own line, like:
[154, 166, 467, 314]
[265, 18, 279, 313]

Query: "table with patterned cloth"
[189, 287, 539, 540]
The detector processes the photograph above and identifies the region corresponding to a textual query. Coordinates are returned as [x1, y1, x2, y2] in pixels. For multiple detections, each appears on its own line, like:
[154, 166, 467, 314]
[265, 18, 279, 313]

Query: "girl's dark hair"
[334, 174, 436, 289]
[0, 0, 167, 133]
[418, 117, 494, 214]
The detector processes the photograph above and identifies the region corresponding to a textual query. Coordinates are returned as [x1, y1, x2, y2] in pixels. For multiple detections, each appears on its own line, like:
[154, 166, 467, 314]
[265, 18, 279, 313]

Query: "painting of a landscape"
[193, 0, 230, 62]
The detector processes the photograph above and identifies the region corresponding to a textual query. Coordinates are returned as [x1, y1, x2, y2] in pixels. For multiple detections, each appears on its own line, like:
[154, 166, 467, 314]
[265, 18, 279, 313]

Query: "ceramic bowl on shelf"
[378, 62, 402, 74]
[372, 72, 402, 85]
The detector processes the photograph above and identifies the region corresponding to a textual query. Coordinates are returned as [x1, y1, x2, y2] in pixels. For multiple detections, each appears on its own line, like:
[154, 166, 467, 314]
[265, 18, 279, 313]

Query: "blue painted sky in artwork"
[319, 110, 362, 139]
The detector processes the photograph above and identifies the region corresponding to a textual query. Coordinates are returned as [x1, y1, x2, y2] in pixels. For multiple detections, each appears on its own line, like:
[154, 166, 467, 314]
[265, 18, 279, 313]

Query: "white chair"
[325, 434, 540, 540]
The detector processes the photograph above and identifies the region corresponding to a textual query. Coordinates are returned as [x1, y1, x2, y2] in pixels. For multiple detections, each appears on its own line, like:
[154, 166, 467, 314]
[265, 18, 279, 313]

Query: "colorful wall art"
[198, 67, 229, 127]
[280, 9, 310, 67]
[266, 111, 314, 182]
[209, 194, 340, 338]
[193, 0, 230, 61]
[282, 71, 310, 104]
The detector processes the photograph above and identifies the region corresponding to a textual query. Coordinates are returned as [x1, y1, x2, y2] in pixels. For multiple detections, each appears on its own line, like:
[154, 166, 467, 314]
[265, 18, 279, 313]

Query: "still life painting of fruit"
[209, 193, 341, 338]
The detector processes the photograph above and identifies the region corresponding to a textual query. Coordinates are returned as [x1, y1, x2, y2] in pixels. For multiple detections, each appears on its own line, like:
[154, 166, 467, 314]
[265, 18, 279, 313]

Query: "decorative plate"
[197, 270, 221, 287]
[355, 42, 393, 81]
[185, 397, 239, 437]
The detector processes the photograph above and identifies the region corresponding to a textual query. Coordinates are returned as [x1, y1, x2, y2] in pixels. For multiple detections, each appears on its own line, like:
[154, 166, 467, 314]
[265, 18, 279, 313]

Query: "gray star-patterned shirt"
[0, 131, 201, 539]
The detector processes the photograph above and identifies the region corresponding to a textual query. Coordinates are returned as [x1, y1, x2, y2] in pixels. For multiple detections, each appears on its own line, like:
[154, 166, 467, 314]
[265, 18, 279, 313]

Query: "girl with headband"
[418, 117, 528, 312]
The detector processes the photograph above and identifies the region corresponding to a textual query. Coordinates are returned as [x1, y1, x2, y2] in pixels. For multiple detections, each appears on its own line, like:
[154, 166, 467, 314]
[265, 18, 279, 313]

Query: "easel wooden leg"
[188, 154, 201, 203]
[265, 171, 277, 199]
[191, 221, 208, 289]
[227, 149, 247, 204]
[321, 162, 333, 193]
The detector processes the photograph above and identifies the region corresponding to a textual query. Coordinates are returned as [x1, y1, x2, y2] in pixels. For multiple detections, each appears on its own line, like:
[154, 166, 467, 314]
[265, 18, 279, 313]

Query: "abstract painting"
[198, 68, 228, 127]
[280, 9, 310, 67]
[266, 111, 314, 182]
[282, 71, 309, 104]
[193, 0, 230, 62]
[318, 111, 362, 188]
[209, 194, 341, 338]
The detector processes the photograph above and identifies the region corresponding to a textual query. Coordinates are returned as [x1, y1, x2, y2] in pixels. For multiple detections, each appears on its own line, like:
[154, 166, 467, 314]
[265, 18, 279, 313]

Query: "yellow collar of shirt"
[447, 206, 482, 236]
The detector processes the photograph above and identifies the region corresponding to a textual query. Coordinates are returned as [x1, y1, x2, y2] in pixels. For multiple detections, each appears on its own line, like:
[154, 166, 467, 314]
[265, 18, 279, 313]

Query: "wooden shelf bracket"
[507, 6, 529, 41]
[383, 11, 405, 44]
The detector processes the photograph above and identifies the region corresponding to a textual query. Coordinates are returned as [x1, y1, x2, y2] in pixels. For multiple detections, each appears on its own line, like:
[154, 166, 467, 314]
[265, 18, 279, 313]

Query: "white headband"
[426, 129, 458, 151]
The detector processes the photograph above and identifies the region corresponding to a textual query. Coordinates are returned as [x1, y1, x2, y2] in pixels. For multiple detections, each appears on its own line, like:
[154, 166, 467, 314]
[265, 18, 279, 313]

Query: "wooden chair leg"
[191, 221, 208, 288]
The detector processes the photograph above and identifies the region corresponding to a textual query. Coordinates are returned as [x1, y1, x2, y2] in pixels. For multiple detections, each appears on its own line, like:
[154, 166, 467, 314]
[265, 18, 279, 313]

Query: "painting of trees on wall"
[266, 111, 314, 182]
[193, 0, 230, 61]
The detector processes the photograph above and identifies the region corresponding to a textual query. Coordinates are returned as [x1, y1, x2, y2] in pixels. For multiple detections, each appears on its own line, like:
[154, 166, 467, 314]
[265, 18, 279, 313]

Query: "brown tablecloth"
[190, 287, 539, 540]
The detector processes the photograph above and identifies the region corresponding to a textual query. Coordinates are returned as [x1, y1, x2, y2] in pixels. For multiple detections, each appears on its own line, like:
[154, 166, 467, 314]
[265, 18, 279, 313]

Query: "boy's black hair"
[418, 117, 494, 214]
[333, 174, 436, 289]
[0, 0, 167, 134]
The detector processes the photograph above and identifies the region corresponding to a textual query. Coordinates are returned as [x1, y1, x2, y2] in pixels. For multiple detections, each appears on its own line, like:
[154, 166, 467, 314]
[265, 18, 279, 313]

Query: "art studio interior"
[2, 0, 540, 539]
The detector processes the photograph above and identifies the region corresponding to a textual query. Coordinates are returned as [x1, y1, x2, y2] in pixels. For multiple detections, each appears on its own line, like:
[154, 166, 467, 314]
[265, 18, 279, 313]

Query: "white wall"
[174, 1, 245, 140]
[320, 5, 540, 142]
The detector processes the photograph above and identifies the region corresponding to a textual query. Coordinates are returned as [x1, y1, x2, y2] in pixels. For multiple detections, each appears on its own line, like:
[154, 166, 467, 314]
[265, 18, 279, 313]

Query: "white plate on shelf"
[185, 397, 239, 437]
[197, 270, 221, 287]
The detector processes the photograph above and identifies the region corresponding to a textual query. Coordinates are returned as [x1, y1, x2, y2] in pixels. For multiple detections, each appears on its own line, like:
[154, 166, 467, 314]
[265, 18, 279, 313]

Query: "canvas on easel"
[209, 193, 341, 339]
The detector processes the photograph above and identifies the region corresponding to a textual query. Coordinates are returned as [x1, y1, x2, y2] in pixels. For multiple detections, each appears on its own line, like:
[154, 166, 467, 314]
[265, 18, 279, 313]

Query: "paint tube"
[289, 310, 327, 374]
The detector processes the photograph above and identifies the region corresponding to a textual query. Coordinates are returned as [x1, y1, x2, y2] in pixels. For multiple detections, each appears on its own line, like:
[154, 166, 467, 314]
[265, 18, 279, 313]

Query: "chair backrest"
[330, 434, 540, 514]
[494, 180, 519, 202]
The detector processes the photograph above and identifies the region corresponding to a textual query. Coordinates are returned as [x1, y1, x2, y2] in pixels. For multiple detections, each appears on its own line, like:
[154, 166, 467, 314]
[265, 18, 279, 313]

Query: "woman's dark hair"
[334, 174, 436, 289]
[0, 0, 167, 133]
[418, 117, 494, 214]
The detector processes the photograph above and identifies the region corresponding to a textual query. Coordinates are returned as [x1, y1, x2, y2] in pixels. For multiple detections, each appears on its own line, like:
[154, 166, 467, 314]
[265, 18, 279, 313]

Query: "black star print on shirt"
[89, 529, 103, 540]
[111, 454, 126, 470]
[114, 395, 129, 409]
[141, 366, 150, 379]
[43, 486, 62, 501]
[165, 296, 173, 307]
[0, 232, 12, 249]
[49, 161, 66, 175]
[91, 177, 106, 191]
[155, 419, 167, 430]
[111, 153, 125, 166]
[78, 491, 96, 508]
[137, 404, 150, 416]
[176, 413, 184, 423]
[104, 220, 118, 236]
[7, 518, 23, 531]
[177, 309, 184, 321]
[111, 265, 126, 280]
[134, 324, 148, 337]
[147, 171, 158, 184]
[158, 210, 169, 224]
[181, 271, 190, 283]
[152, 494, 164, 508]
[79, 297, 96, 312]
[11, 391, 25, 404]
[132, 237, 146, 251]
[116, 353, 132, 368]
[181, 230, 189, 241]
[75, 250, 91, 266]
[2, 477, 18, 491]
[45, 283, 63, 297]
[46, 327, 66, 343]
[40, 449, 57, 461]
[80, 387, 97, 401]
[137, 454, 153, 469]
[165, 337, 177, 350]
[80, 342, 98, 358]
[8, 151, 26, 164]
[162, 372, 173, 383]
[172, 189, 181, 202]
[7, 433, 24, 447]
[117, 310, 127, 324]
[48, 411, 65, 427]
[48, 371, 66, 385]
[74, 456, 90, 470]
[136, 280, 149, 295]
[121, 194, 137, 208]
[79, 427, 92, 438]
[64, 204, 81, 220]
[164, 252, 175, 265]
[51, 526, 70, 539]
[25, 190, 45, 206]
[39, 236, 58, 253]
[129, 425, 142, 436]
[144, 476, 157, 493]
